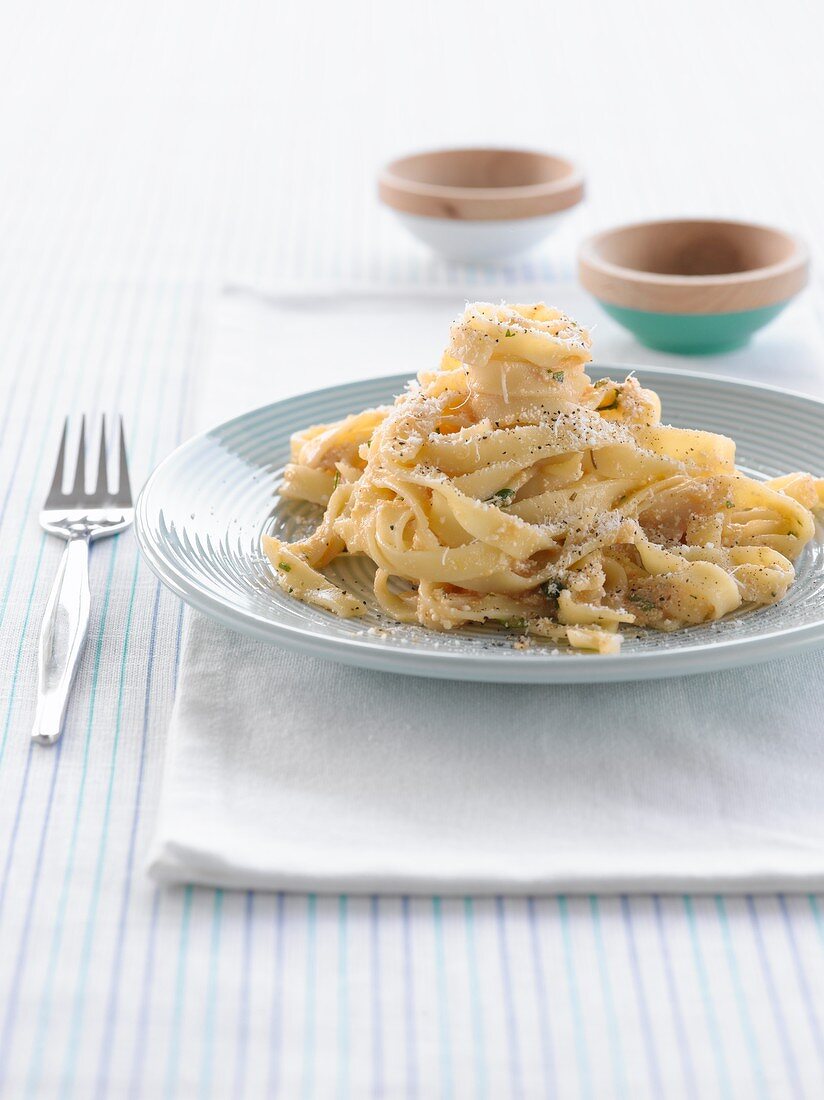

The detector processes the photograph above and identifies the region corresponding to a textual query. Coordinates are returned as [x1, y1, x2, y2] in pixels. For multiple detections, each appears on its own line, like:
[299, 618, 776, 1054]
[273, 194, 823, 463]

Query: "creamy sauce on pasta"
[263, 302, 824, 653]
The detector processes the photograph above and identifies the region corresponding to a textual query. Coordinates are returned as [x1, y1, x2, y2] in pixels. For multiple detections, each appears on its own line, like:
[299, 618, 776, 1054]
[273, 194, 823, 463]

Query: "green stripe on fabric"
[199, 890, 224, 1100]
[432, 898, 453, 1100]
[337, 896, 349, 1100]
[714, 897, 767, 1098]
[684, 897, 732, 1099]
[588, 898, 629, 1098]
[808, 895, 824, 943]
[557, 897, 593, 1100]
[164, 886, 195, 1100]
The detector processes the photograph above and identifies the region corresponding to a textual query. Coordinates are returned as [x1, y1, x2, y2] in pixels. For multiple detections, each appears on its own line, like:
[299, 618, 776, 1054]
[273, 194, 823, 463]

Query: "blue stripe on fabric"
[173, 598, 186, 679]
[746, 897, 803, 1100]
[369, 897, 384, 1100]
[336, 895, 349, 1100]
[714, 897, 767, 1098]
[164, 886, 195, 1100]
[462, 899, 487, 1100]
[651, 897, 697, 1099]
[683, 897, 732, 1099]
[94, 578, 164, 1100]
[432, 897, 453, 1100]
[778, 896, 824, 1071]
[128, 887, 162, 1100]
[301, 894, 318, 1100]
[266, 893, 286, 1100]
[619, 897, 664, 1099]
[588, 897, 628, 1099]
[495, 897, 523, 1100]
[401, 897, 418, 1099]
[526, 898, 557, 1100]
[234, 891, 254, 1100]
[199, 889, 224, 1100]
[557, 897, 593, 1100]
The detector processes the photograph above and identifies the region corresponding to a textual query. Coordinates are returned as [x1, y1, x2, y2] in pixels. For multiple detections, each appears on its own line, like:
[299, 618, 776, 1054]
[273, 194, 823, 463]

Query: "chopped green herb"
[503, 617, 528, 631]
[629, 593, 656, 612]
[504, 328, 516, 338]
[333, 470, 340, 489]
[724, 499, 734, 508]
[551, 371, 565, 383]
[542, 579, 566, 599]
[594, 378, 609, 387]
[487, 487, 516, 505]
[278, 562, 292, 573]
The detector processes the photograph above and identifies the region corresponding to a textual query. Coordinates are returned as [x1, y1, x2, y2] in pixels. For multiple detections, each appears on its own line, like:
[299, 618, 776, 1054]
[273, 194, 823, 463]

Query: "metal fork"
[33, 416, 133, 746]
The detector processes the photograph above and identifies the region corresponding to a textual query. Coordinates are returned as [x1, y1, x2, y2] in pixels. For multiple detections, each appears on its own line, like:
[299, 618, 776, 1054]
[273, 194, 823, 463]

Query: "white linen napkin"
[147, 286, 824, 893]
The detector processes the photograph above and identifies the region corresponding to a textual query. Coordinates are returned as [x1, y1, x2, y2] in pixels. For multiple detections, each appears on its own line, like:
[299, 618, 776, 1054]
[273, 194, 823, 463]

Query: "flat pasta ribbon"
[263, 302, 824, 654]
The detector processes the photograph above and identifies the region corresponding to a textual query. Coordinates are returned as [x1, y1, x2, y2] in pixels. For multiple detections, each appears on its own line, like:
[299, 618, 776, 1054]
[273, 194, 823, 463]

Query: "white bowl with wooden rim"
[378, 147, 584, 262]
[578, 219, 809, 354]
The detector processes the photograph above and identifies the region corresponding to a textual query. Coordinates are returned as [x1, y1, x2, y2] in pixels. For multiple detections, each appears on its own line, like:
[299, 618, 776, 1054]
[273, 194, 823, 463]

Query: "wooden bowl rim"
[378, 147, 584, 220]
[579, 219, 808, 288]
[579, 219, 809, 313]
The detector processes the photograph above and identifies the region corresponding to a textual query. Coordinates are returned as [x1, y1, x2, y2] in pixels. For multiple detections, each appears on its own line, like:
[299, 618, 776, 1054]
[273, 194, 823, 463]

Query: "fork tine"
[45, 417, 69, 505]
[70, 416, 87, 497]
[116, 416, 132, 504]
[95, 415, 109, 497]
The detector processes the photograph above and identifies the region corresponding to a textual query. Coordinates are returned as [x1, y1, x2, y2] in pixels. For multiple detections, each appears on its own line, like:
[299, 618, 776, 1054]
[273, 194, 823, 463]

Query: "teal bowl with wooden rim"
[578, 219, 809, 355]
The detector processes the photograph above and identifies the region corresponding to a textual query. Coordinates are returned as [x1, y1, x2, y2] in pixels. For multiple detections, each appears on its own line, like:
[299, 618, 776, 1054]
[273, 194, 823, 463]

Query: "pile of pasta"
[263, 302, 823, 653]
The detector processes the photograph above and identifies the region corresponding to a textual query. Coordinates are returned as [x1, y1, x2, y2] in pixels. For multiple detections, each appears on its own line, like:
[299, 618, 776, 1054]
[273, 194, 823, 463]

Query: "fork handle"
[32, 535, 91, 746]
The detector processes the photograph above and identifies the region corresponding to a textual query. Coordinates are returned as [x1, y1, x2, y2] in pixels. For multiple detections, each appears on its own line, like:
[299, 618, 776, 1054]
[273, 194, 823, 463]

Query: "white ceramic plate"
[135, 365, 824, 682]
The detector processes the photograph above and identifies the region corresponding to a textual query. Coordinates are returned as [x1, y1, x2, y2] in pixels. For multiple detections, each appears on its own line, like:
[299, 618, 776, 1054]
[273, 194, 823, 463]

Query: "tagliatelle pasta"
[263, 302, 824, 654]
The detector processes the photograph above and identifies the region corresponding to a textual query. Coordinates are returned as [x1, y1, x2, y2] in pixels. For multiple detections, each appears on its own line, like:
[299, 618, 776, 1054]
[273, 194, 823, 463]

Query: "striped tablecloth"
[1, 1, 823, 1096]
